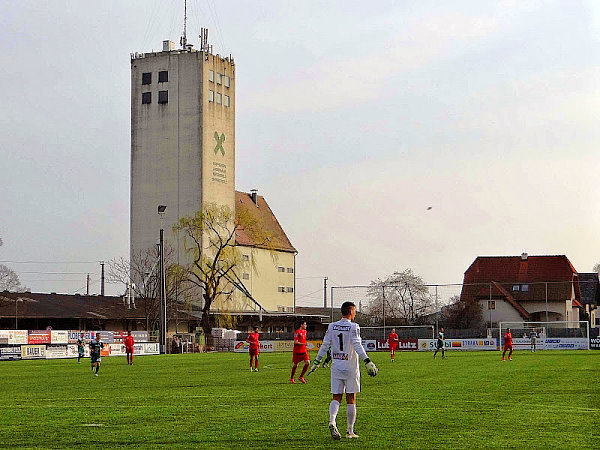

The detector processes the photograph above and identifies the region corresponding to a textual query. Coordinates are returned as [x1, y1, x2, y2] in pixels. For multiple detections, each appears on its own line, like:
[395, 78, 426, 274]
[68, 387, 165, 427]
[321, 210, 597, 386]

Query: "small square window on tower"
[158, 90, 168, 104]
[209, 70, 214, 82]
[224, 75, 230, 87]
[142, 92, 151, 104]
[208, 90, 214, 102]
[224, 95, 230, 107]
[216, 92, 222, 104]
[158, 71, 168, 82]
[216, 73, 222, 84]
[142, 72, 151, 85]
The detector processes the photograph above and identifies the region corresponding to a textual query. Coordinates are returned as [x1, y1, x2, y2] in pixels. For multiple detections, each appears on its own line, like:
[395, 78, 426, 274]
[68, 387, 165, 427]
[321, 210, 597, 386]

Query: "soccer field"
[1, 351, 598, 449]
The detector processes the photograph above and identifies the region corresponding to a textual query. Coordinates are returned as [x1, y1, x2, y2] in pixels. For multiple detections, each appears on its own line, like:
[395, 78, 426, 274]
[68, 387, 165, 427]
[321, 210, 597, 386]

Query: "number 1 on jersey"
[337, 333, 344, 351]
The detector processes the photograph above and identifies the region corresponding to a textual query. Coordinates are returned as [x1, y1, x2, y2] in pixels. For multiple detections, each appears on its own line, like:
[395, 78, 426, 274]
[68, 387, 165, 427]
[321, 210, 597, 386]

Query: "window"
[278, 266, 285, 273]
[224, 75, 230, 87]
[243, 255, 249, 261]
[216, 73, 222, 84]
[209, 70, 214, 82]
[278, 286, 285, 293]
[242, 273, 249, 280]
[158, 90, 168, 104]
[512, 285, 520, 292]
[158, 71, 168, 82]
[142, 92, 151, 104]
[142, 72, 151, 85]
[208, 90, 214, 102]
[286, 267, 294, 273]
[224, 95, 230, 107]
[286, 287, 294, 293]
[521, 284, 529, 292]
[488, 300, 496, 310]
[216, 92, 222, 104]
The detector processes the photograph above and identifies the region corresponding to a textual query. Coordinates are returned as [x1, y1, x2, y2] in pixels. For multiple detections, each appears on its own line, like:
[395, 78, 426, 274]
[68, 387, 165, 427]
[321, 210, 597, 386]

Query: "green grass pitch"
[0, 351, 597, 448]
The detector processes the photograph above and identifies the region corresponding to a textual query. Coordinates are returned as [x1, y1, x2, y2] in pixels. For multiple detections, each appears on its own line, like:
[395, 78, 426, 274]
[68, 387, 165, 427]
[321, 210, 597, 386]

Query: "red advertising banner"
[28, 330, 51, 345]
[376, 339, 418, 351]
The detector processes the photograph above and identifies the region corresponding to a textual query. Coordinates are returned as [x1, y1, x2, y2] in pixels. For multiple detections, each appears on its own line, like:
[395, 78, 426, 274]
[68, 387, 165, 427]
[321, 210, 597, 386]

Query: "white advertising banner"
[510, 337, 544, 350]
[418, 338, 498, 351]
[8, 330, 28, 345]
[67, 344, 90, 358]
[233, 341, 275, 352]
[140, 343, 160, 355]
[21, 345, 46, 359]
[542, 338, 588, 350]
[45, 345, 69, 359]
[50, 330, 69, 345]
[110, 343, 126, 356]
[361, 340, 377, 352]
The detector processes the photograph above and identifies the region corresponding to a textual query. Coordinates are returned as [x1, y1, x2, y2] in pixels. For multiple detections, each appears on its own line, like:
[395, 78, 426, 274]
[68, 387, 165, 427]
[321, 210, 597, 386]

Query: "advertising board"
[28, 331, 51, 345]
[233, 341, 275, 352]
[0, 331, 8, 345]
[418, 339, 497, 351]
[361, 340, 377, 352]
[376, 339, 418, 351]
[67, 344, 90, 358]
[273, 340, 294, 352]
[9, 330, 28, 345]
[141, 343, 160, 355]
[542, 338, 588, 350]
[590, 337, 600, 350]
[0, 346, 22, 361]
[68, 331, 97, 343]
[50, 330, 69, 345]
[21, 345, 46, 359]
[45, 345, 69, 359]
[306, 340, 323, 352]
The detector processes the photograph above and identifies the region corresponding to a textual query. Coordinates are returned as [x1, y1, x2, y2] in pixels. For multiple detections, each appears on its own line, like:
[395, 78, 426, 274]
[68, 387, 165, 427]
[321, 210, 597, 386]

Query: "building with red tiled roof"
[460, 253, 583, 326]
[226, 190, 297, 315]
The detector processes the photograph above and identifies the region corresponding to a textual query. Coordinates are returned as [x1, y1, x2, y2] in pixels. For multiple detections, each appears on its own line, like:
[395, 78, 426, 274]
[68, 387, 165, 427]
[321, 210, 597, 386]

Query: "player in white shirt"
[307, 301, 378, 440]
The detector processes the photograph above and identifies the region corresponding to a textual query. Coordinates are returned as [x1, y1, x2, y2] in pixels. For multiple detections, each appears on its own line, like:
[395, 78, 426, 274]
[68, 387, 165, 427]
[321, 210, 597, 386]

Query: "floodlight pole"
[435, 285, 438, 334]
[158, 205, 167, 354]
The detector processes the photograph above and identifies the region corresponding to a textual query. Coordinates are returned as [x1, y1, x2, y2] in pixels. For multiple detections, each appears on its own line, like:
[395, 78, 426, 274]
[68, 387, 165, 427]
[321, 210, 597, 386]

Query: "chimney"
[521, 252, 528, 261]
[250, 189, 258, 206]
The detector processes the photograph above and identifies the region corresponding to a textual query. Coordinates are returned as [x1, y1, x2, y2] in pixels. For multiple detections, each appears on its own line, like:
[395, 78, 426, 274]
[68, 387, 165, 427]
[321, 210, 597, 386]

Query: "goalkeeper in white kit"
[307, 301, 378, 440]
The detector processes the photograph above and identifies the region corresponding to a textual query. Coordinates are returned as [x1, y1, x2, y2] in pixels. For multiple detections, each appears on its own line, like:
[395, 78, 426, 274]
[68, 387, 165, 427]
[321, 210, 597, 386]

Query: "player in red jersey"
[124, 331, 135, 366]
[246, 327, 260, 372]
[388, 328, 399, 362]
[502, 328, 513, 361]
[291, 321, 310, 384]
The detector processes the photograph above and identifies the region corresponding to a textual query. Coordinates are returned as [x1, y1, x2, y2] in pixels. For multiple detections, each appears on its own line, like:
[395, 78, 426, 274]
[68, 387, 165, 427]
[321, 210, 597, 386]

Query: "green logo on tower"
[214, 132, 225, 156]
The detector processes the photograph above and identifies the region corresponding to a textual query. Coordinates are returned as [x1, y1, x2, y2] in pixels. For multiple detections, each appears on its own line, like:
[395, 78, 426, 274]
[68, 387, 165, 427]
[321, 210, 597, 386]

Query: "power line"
[0, 260, 101, 264]
[18, 271, 89, 275]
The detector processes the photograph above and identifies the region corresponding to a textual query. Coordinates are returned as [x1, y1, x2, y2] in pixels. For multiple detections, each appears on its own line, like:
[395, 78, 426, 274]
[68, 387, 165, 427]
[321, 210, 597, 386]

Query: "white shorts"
[331, 371, 360, 394]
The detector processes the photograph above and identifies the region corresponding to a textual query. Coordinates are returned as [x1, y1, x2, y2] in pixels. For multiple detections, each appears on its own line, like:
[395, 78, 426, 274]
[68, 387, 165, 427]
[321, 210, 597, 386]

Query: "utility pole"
[323, 277, 328, 308]
[86, 274, 90, 295]
[100, 261, 105, 296]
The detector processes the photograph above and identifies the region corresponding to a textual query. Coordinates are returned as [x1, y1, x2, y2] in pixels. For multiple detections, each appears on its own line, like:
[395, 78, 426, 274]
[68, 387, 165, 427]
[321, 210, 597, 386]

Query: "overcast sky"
[1, 1, 599, 306]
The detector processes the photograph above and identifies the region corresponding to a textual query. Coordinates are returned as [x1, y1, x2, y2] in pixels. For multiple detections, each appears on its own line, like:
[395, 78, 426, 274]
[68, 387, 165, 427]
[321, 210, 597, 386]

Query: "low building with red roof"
[460, 253, 583, 327]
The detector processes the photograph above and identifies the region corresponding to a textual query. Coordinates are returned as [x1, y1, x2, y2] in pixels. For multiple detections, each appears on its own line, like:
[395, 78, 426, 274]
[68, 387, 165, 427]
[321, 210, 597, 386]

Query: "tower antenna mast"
[180, 0, 188, 50]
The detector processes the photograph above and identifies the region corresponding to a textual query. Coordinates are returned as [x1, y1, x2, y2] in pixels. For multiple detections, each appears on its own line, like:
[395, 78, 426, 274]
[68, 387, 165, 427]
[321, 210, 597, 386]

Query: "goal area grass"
[1, 350, 597, 448]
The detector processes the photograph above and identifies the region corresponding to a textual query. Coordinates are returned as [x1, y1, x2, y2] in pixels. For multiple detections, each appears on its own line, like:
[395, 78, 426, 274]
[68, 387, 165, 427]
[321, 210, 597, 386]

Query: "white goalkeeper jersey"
[316, 318, 368, 377]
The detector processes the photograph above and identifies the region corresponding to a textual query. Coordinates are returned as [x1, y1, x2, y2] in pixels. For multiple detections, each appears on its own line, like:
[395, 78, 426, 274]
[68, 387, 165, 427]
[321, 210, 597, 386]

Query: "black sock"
[95, 366, 99, 374]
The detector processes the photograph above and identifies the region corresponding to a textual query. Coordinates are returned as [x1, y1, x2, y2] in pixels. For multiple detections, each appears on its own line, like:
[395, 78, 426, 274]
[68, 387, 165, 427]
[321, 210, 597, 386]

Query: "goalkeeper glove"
[307, 359, 321, 376]
[365, 359, 378, 377]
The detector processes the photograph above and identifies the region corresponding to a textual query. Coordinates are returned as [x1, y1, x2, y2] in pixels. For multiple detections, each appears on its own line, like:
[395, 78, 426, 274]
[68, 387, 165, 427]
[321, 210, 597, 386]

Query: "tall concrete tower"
[130, 37, 235, 268]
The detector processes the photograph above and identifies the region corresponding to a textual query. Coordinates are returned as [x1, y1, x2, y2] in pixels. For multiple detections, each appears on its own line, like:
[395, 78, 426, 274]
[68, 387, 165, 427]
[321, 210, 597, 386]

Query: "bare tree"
[107, 245, 194, 332]
[0, 264, 25, 292]
[593, 262, 600, 274]
[366, 269, 434, 323]
[175, 202, 273, 336]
